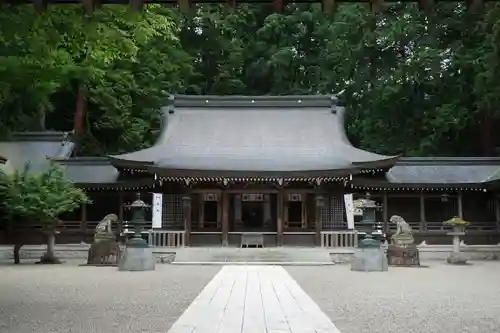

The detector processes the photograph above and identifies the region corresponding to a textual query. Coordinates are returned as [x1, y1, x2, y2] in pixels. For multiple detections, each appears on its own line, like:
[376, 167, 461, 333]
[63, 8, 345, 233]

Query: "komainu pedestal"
[387, 244, 420, 266]
[387, 215, 421, 266]
[87, 214, 121, 265]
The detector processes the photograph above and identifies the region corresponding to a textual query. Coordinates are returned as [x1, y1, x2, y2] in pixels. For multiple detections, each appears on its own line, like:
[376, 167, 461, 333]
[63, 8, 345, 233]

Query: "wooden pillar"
[81, 202, 88, 240]
[315, 195, 325, 246]
[272, 0, 285, 12]
[322, 0, 336, 13]
[418, 0, 435, 14]
[33, 0, 47, 11]
[277, 191, 284, 246]
[382, 191, 388, 233]
[177, 0, 191, 11]
[419, 193, 426, 232]
[82, 0, 97, 14]
[199, 194, 205, 229]
[117, 191, 124, 236]
[234, 194, 242, 230]
[467, 0, 484, 13]
[370, 0, 383, 13]
[129, 0, 144, 11]
[182, 196, 192, 246]
[221, 192, 229, 246]
[457, 191, 463, 219]
[264, 194, 272, 229]
[494, 195, 500, 231]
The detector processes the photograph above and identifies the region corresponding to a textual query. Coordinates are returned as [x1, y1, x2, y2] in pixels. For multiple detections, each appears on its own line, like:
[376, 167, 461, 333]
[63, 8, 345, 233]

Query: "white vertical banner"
[344, 193, 355, 230]
[152, 193, 163, 229]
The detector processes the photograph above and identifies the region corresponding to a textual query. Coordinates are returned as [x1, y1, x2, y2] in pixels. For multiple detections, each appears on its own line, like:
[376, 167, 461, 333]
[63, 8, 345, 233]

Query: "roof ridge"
[170, 94, 339, 109]
[52, 156, 111, 165]
[10, 131, 73, 142]
[397, 157, 500, 165]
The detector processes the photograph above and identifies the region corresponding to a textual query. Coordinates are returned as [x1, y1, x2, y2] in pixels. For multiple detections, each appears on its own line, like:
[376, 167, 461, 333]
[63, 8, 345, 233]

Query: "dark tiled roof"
[389, 157, 500, 184]
[0, 132, 75, 174]
[53, 156, 500, 188]
[52, 157, 153, 188]
[54, 157, 119, 184]
[110, 95, 398, 177]
[350, 157, 500, 188]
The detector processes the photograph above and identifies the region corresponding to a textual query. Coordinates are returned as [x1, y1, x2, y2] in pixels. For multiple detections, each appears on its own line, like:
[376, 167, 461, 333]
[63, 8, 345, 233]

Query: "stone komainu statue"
[390, 215, 415, 246]
[87, 214, 121, 265]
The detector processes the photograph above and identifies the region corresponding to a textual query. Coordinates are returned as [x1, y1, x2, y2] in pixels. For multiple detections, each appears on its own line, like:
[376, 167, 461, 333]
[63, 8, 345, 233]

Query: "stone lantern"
[118, 193, 156, 271]
[356, 193, 383, 248]
[351, 193, 388, 272]
[127, 193, 150, 245]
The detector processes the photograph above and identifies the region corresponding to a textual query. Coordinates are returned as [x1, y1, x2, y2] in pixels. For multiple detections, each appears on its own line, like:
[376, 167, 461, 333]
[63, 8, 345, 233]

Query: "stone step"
[173, 247, 333, 263]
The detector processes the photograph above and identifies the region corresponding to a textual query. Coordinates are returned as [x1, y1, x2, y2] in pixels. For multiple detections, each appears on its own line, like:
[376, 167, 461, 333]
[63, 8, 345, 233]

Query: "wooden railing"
[421, 221, 497, 232]
[321, 231, 358, 248]
[147, 230, 185, 247]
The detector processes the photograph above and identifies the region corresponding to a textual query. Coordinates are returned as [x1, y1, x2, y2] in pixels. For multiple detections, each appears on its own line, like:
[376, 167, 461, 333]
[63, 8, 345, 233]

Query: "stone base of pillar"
[446, 252, 468, 265]
[118, 246, 156, 271]
[350, 248, 388, 272]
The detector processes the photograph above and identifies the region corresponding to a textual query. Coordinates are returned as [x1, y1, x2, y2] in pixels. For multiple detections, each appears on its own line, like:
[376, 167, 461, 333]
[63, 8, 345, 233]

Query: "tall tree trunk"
[39, 105, 46, 131]
[73, 84, 86, 154]
[13, 244, 22, 264]
[38, 231, 61, 264]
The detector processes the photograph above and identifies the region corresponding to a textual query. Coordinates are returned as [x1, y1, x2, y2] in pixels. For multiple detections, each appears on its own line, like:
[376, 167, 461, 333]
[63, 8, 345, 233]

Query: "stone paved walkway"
[168, 265, 341, 333]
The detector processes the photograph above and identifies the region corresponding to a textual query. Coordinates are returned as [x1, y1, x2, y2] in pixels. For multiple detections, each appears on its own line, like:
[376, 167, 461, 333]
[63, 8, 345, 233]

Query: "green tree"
[0, 164, 90, 264]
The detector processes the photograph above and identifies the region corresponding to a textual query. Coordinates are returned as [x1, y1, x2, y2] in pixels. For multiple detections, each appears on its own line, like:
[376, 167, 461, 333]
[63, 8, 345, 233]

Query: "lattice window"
[321, 194, 346, 230]
[321, 196, 334, 230]
[162, 194, 183, 229]
[332, 194, 346, 229]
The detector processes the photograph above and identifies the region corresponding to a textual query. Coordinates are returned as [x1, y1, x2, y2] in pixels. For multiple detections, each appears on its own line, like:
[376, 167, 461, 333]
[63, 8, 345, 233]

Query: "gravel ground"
[0, 263, 220, 333]
[2, 261, 500, 333]
[287, 261, 500, 333]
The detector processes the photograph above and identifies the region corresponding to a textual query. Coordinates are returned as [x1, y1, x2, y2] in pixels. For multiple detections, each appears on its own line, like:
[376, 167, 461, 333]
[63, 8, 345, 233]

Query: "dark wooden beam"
[272, 0, 285, 12]
[182, 195, 192, 246]
[82, 0, 97, 14]
[370, 0, 383, 12]
[314, 195, 324, 246]
[277, 190, 284, 246]
[467, 0, 484, 12]
[33, 0, 47, 11]
[221, 191, 229, 246]
[81, 202, 87, 241]
[322, 0, 336, 13]
[177, 0, 191, 11]
[418, 0, 435, 14]
[129, 0, 144, 10]
[118, 191, 124, 237]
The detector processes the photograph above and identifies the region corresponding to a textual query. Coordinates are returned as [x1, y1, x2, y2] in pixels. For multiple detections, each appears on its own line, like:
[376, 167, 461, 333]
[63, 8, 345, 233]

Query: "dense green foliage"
[0, 164, 89, 228]
[1, 3, 500, 156]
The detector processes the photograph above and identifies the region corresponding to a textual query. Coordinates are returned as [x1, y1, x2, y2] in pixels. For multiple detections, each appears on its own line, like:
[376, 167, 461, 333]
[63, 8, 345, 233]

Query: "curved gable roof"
[110, 95, 398, 177]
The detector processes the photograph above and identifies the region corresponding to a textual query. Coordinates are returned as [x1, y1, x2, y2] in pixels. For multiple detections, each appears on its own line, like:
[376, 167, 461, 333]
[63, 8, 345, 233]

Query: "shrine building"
[1, 95, 499, 247]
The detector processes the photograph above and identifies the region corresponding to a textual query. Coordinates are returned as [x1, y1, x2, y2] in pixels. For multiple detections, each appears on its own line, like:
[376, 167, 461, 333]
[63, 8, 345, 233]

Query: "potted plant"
[443, 216, 470, 233]
[443, 216, 470, 265]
